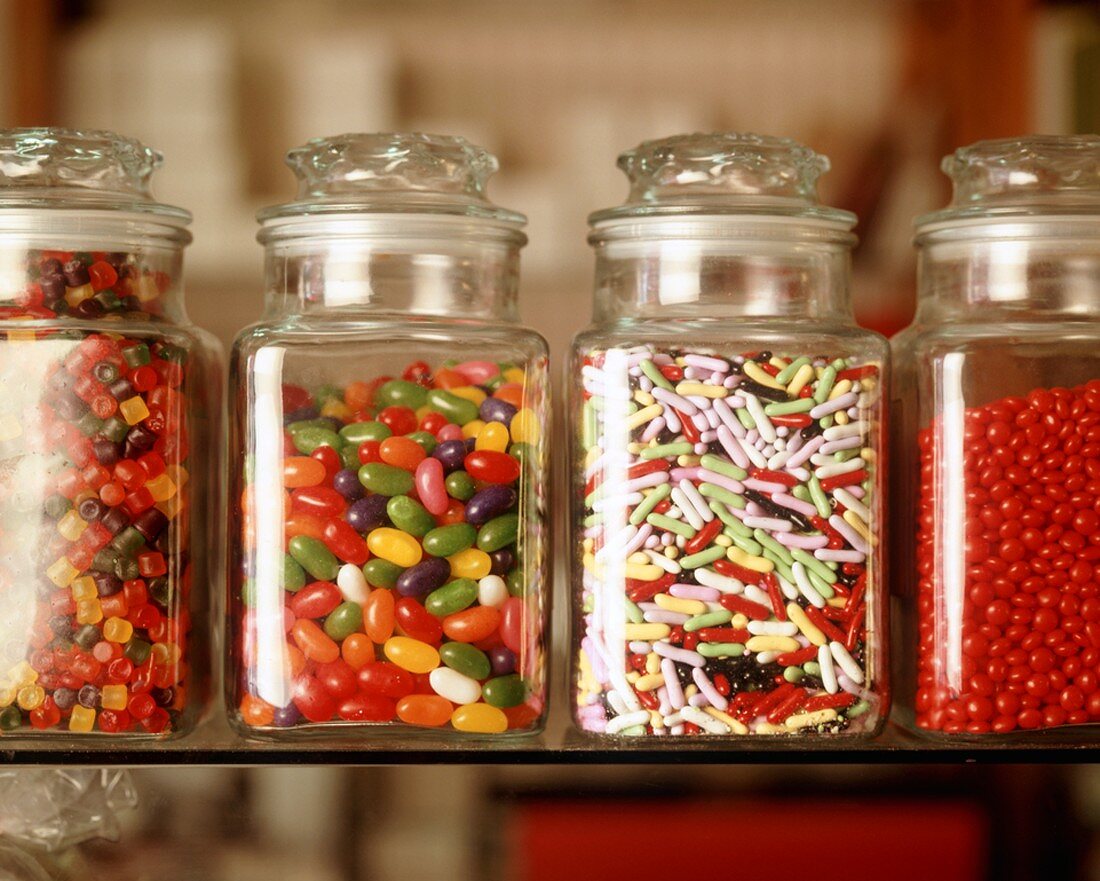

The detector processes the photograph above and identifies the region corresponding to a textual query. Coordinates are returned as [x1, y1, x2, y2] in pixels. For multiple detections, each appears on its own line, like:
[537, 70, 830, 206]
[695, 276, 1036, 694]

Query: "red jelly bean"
[464, 450, 520, 484]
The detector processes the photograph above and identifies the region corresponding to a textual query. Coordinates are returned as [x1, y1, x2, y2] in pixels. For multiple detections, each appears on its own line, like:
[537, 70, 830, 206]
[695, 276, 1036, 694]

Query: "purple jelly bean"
[284, 405, 319, 425]
[395, 557, 450, 597]
[489, 645, 516, 676]
[346, 494, 389, 533]
[465, 485, 517, 526]
[332, 468, 364, 501]
[432, 439, 468, 473]
[479, 396, 518, 427]
[272, 702, 302, 727]
[489, 548, 515, 577]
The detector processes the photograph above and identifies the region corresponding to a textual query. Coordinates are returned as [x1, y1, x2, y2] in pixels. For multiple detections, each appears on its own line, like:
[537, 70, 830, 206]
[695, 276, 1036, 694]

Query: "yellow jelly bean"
[104, 616, 134, 644]
[461, 419, 485, 439]
[165, 464, 189, 488]
[145, 473, 177, 502]
[57, 509, 87, 541]
[510, 408, 541, 445]
[367, 528, 423, 568]
[46, 557, 79, 588]
[16, 685, 43, 711]
[448, 547, 491, 580]
[157, 495, 184, 521]
[119, 396, 150, 425]
[449, 385, 487, 406]
[76, 598, 103, 626]
[69, 705, 95, 732]
[0, 687, 15, 708]
[101, 684, 128, 711]
[475, 421, 510, 453]
[320, 399, 352, 421]
[502, 367, 525, 384]
[384, 636, 440, 674]
[70, 576, 97, 603]
[451, 702, 508, 734]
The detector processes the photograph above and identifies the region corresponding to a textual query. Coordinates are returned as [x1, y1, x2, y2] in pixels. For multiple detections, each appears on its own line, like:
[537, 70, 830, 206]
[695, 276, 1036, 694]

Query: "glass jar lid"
[588, 132, 856, 229]
[0, 128, 189, 225]
[258, 132, 526, 231]
[918, 135, 1100, 229]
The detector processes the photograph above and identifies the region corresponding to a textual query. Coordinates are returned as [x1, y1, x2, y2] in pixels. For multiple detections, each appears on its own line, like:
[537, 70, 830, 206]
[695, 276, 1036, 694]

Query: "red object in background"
[509, 799, 987, 881]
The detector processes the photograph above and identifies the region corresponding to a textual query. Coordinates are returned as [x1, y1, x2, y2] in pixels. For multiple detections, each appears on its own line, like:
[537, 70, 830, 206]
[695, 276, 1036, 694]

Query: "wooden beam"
[10, 0, 57, 125]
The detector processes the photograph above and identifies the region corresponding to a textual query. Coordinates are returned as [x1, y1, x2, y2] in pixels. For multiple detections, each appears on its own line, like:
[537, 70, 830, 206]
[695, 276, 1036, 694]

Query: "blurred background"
[1, 0, 1100, 879]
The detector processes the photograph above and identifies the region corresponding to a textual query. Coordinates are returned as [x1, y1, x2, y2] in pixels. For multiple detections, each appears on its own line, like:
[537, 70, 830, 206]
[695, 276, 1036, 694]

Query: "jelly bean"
[384, 636, 440, 674]
[475, 421, 510, 453]
[380, 435, 427, 470]
[439, 641, 491, 680]
[336, 562, 370, 603]
[283, 554, 307, 592]
[332, 468, 364, 501]
[432, 439, 469, 473]
[500, 597, 524, 654]
[338, 693, 396, 722]
[376, 379, 429, 410]
[464, 450, 520, 484]
[292, 619, 341, 663]
[425, 578, 479, 617]
[428, 667, 482, 704]
[479, 396, 517, 427]
[395, 557, 450, 598]
[363, 588, 396, 643]
[377, 406, 418, 435]
[442, 606, 501, 643]
[448, 547, 492, 580]
[396, 694, 453, 727]
[341, 633, 375, 669]
[482, 674, 526, 708]
[340, 421, 391, 444]
[394, 596, 444, 644]
[476, 513, 518, 553]
[367, 527, 422, 567]
[284, 456, 326, 488]
[423, 523, 477, 558]
[358, 462, 415, 496]
[324, 601, 364, 642]
[315, 659, 358, 699]
[464, 485, 516, 527]
[386, 494, 435, 537]
[451, 703, 508, 734]
[426, 389, 480, 426]
[293, 675, 338, 721]
[489, 645, 516, 676]
[322, 518, 369, 565]
[510, 408, 540, 445]
[293, 426, 343, 455]
[363, 558, 404, 589]
[444, 470, 476, 501]
[292, 486, 347, 519]
[477, 574, 509, 608]
[415, 457, 448, 516]
[357, 661, 415, 698]
[347, 495, 389, 533]
[288, 535, 340, 581]
[289, 581, 341, 619]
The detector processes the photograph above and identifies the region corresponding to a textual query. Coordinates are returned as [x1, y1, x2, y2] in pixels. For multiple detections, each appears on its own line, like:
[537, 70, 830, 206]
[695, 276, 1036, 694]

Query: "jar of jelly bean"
[569, 133, 889, 740]
[229, 133, 550, 738]
[895, 136, 1100, 739]
[0, 129, 221, 737]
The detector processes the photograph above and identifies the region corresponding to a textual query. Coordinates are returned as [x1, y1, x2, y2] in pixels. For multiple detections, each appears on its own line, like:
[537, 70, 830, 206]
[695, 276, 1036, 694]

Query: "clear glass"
[228, 134, 550, 739]
[0, 129, 221, 738]
[570, 134, 889, 740]
[894, 136, 1100, 740]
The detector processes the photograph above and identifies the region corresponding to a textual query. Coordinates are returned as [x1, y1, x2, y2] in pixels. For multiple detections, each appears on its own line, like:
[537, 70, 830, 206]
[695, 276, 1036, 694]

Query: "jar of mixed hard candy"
[229, 133, 550, 738]
[0, 129, 221, 737]
[570, 133, 889, 740]
[895, 136, 1100, 739]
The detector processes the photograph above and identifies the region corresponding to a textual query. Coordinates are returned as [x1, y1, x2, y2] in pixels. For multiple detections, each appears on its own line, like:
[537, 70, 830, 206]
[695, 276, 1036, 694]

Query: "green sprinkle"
[698, 642, 745, 658]
[699, 482, 746, 509]
[808, 476, 831, 517]
[821, 414, 834, 429]
[582, 402, 599, 449]
[803, 661, 822, 677]
[813, 366, 836, 403]
[847, 699, 871, 719]
[764, 398, 816, 416]
[641, 443, 694, 460]
[640, 359, 674, 390]
[622, 725, 647, 737]
[629, 484, 671, 526]
[710, 504, 752, 536]
[783, 666, 805, 683]
[583, 512, 606, 528]
[791, 485, 812, 502]
[699, 454, 747, 481]
[625, 598, 644, 624]
[590, 395, 637, 414]
[834, 448, 862, 462]
[679, 546, 727, 569]
[753, 529, 793, 563]
[791, 548, 838, 584]
[684, 610, 733, 632]
[809, 571, 836, 599]
[647, 512, 695, 538]
[735, 407, 756, 430]
[775, 356, 811, 385]
[729, 534, 764, 556]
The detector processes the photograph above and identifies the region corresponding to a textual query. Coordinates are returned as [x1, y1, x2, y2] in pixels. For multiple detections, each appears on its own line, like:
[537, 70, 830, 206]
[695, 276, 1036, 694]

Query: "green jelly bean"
[476, 513, 518, 553]
[440, 642, 491, 680]
[640, 359, 674, 390]
[424, 523, 477, 557]
[387, 495, 435, 537]
[339, 444, 361, 470]
[324, 601, 363, 641]
[784, 666, 805, 683]
[646, 513, 695, 539]
[283, 554, 307, 592]
[680, 545, 726, 569]
[445, 470, 476, 501]
[363, 558, 403, 589]
[315, 383, 343, 404]
[426, 389, 479, 425]
[509, 442, 534, 467]
[340, 421, 392, 444]
[287, 418, 334, 435]
[698, 454, 747, 481]
[407, 431, 438, 454]
[697, 642, 745, 658]
[684, 610, 733, 632]
[425, 578, 478, 616]
[358, 462, 414, 496]
[377, 379, 429, 409]
[629, 484, 671, 526]
[482, 674, 527, 708]
[288, 535, 339, 581]
[506, 569, 524, 597]
[640, 442, 693, 460]
[125, 638, 152, 665]
[293, 427, 343, 455]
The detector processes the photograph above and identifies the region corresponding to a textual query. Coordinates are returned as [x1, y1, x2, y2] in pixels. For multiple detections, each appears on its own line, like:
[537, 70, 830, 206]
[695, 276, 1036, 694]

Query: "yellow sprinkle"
[861, 448, 876, 464]
[827, 379, 853, 401]
[582, 538, 595, 553]
[726, 547, 774, 573]
[827, 597, 848, 609]
[627, 404, 663, 430]
[654, 593, 707, 616]
[787, 602, 827, 646]
[787, 363, 815, 396]
[675, 382, 727, 398]
[731, 613, 749, 629]
[835, 411, 850, 425]
[676, 455, 701, 467]
[649, 710, 665, 729]
[585, 446, 603, 468]
[769, 356, 789, 371]
[624, 563, 663, 581]
[635, 673, 665, 691]
[624, 623, 672, 641]
[746, 635, 800, 653]
[626, 670, 640, 684]
[627, 551, 651, 565]
[714, 534, 733, 548]
[842, 509, 874, 545]
[646, 652, 661, 675]
[742, 361, 785, 390]
[665, 547, 679, 559]
[704, 706, 749, 735]
[785, 708, 839, 729]
[633, 390, 656, 407]
[627, 442, 645, 455]
[684, 684, 699, 699]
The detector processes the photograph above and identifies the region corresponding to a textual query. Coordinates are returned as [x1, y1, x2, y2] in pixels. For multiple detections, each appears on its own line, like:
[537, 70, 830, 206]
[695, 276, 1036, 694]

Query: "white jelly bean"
[428, 667, 482, 705]
[336, 563, 369, 603]
[477, 574, 509, 608]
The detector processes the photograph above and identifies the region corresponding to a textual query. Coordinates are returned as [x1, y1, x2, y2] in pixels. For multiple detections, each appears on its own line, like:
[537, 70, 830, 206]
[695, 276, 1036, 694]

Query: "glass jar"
[569, 133, 889, 740]
[229, 133, 550, 738]
[0, 129, 220, 737]
[894, 136, 1100, 739]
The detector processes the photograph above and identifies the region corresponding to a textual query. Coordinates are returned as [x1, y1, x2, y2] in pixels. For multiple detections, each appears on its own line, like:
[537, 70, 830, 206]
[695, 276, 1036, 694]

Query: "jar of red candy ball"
[229, 133, 550, 738]
[895, 136, 1100, 739]
[0, 129, 221, 737]
[570, 133, 889, 740]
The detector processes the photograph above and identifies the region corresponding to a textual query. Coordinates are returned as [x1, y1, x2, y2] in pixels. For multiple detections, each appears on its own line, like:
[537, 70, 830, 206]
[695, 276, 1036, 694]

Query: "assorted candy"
[0, 250, 193, 735]
[234, 358, 547, 735]
[915, 381, 1100, 733]
[574, 345, 884, 737]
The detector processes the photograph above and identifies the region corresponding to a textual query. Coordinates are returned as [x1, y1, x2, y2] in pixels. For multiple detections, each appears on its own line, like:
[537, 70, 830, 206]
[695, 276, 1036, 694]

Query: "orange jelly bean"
[442, 606, 502, 643]
[240, 694, 275, 726]
[291, 619, 340, 663]
[364, 588, 395, 644]
[493, 383, 525, 408]
[379, 435, 426, 471]
[341, 633, 376, 669]
[283, 456, 326, 488]
[285, 512, 327, 541]
[396, 694, 453, 727]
